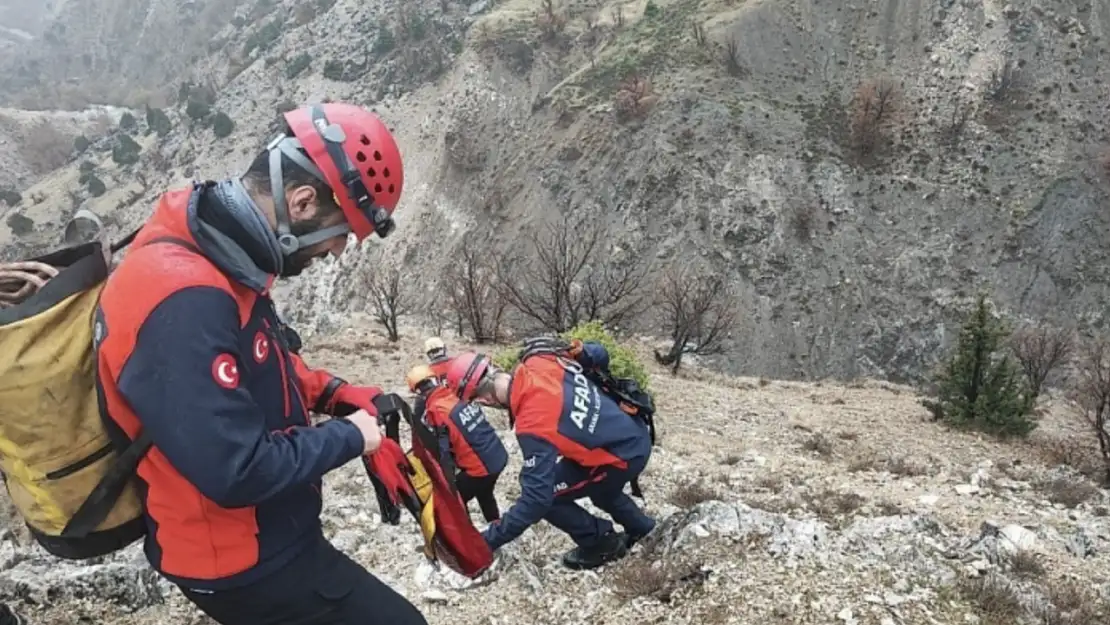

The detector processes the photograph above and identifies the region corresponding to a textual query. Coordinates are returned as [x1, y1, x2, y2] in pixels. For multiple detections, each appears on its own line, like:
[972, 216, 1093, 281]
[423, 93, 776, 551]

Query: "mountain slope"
[1, 0, 1108, 384]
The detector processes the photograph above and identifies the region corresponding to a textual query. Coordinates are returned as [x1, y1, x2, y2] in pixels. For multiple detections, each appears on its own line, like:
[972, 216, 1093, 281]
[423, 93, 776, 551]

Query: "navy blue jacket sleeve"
[117, 286, 365, 509]
[481, 432, 559, 550]
[578, 341, 611, 372]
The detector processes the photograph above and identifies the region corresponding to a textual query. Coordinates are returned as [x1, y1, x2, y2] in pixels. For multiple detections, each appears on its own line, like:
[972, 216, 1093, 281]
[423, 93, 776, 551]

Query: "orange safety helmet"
[405, 364, 439, 394]
[266, 102, 404, 255]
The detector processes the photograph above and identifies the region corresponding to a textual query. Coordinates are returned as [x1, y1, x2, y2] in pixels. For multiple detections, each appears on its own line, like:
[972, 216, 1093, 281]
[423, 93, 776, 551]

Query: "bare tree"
[653, 264, 739, 374]
[849, 75, 903, 160]
[442, 244, 506, 343]
[1070, 337, 1110, 484]
[495, 218, 646, 334]
[365, 265, 412, 342]
[1010, 323, 1074, 400]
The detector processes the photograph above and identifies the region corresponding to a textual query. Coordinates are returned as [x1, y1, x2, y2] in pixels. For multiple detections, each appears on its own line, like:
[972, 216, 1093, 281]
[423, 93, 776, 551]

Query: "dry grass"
[957, 573, 1025, 624]
[609, 553, 710, 603]
[1005, 548, 1046, 579]
[802, 431, 835, 458]
[1037, 578, 1110, 625]
[667, 481, 718, 508]
[1036, 475, 1101, 509]
[847, 450, 934, 476]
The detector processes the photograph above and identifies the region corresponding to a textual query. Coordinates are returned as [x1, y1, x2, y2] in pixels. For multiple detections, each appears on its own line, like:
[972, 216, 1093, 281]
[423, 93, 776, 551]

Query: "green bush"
[928, 294, 1036, 438]
[5, 213, 33, 236]
[0, 187, 22, 206]
[492, 320, 651, 391]
[286, 52, 312, 78]
[119, 112, 137, 131]
[145, 106, 172, 137]
[112, 134, 142, 166]
[74, 135, 91, 153]
[85, 173, 106, 197]
[212, 112, 235, 138]
[186, 98, 211, 120]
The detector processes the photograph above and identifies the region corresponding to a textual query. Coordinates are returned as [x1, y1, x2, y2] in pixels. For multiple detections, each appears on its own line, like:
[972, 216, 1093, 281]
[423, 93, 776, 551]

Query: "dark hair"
[242, 123, 341, 216]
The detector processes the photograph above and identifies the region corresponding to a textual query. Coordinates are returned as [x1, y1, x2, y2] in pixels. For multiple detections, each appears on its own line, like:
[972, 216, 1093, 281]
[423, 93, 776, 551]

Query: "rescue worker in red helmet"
[406, 365, 507, 522]
[444, 345, 656, 570]
[424, 337, 452, 380]
[95, 102, 427, 625]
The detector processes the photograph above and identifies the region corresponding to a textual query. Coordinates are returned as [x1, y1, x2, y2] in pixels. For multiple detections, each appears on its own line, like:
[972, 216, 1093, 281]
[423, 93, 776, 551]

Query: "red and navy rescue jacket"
[483, 343, 652, 549]
[94, 180, 366, 590]
[422, 387, 507, 479]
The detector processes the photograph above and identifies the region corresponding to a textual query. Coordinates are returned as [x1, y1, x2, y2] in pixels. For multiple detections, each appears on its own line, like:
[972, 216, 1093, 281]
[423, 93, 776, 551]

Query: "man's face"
[282, 185, 350, 277]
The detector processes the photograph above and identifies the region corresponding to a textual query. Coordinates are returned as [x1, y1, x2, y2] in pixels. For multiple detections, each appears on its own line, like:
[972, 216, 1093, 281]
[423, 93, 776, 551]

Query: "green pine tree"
[933, 294, 1036, 438]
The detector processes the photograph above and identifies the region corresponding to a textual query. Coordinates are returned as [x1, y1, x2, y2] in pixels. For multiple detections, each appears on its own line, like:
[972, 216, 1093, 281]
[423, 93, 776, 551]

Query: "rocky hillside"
[1, 0, 1109, 384]
[2, 323, 1108, 625]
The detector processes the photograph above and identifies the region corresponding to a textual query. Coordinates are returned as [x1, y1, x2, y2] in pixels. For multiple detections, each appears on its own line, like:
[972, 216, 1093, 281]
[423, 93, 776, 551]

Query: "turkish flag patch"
[212, 353, 241, 389]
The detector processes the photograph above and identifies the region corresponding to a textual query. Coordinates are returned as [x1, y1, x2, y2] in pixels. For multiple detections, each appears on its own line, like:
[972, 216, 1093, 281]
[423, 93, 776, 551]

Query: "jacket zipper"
[263, 318, 292, 419]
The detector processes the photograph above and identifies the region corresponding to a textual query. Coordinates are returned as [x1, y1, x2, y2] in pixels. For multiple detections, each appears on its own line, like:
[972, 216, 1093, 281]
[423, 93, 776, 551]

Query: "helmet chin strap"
[266, 134, 353, 257]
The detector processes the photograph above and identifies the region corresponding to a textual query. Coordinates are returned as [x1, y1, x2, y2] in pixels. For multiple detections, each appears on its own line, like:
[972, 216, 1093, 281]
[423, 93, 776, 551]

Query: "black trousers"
[179, 534, 427, 625]
[455, 471, 501, 523]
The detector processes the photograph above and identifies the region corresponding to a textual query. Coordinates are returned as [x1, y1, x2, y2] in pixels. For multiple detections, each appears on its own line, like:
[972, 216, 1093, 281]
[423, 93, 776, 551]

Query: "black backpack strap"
[59, 430, 152, 538]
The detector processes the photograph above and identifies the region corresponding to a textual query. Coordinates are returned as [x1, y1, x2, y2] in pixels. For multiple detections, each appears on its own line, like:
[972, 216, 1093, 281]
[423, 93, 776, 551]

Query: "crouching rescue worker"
[445, 344, 657, 570]
[424, 337, 452, 379]
[407, 365, 507, 522]
[94, 102, 428, 625]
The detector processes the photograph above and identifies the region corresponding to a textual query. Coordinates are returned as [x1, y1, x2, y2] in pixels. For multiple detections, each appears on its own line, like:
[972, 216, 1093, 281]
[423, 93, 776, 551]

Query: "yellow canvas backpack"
[0, 214, 150, 560]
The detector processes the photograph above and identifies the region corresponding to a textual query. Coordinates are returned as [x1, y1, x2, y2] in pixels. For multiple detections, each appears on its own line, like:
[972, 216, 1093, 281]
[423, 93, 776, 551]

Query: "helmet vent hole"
[373, 150, 382, 161]
[374, 183, 383, 193]
[360, 134, 371, 145]
[367, 167, 376, 177]
[355, 152, 366, 162]
[388, 184, 395, 194]
[382, 167, 390, 178]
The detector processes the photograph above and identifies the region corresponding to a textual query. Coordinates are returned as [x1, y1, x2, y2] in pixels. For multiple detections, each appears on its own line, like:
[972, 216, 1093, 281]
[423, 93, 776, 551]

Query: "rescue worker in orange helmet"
[406, 365, 507, 522]
[444, 347, 656, 571]
[424, 337, 452, 380]
[94, 102, 428, 625]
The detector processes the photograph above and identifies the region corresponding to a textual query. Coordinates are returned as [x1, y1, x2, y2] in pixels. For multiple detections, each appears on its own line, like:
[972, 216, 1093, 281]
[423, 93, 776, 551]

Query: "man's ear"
[285, 185, 319, 221]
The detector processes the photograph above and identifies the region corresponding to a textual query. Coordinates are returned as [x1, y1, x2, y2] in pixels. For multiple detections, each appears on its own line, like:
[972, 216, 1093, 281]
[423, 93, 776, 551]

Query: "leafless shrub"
[441, 244, 507, 343]
[722, 38, 745, 77]
[692, 23, 707, 47]
[667, 481, 718, 508]
[493, 218, 646, 334]
[1038, 578, 1110, 625]
[848, 76, 903, 160]
[802, 432, 835, 458]
[1010, 323, 1074, 400]
[614, 73, 659, 122]
[957, 573, 1024, 623]
[983, 59, 1026, 128]
[1068, 336, 1110, 484]
[611, 5, 624, 28]
[789, 203, 817, 240]
[610, 553, 709, 602]
[365, 265, 412, 342]
[1037, 475, 1101, 508]
[810, 489, 865, 526]
[652, 264, 739, 374]
[1003, 548, 1045, 579]
[536, 0, 567, 42]
[940, 98, 974, 148]
[18, 120, 75, 175]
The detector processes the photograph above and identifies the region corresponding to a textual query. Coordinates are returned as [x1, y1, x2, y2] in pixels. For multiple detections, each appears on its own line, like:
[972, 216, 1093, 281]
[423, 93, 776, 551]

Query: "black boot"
[561, 531, 629, 570]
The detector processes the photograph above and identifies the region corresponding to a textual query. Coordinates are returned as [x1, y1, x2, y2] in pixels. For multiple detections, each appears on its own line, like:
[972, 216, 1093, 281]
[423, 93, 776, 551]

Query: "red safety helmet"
[445, 352, 494, 402]
[265, 102, 404, 256]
